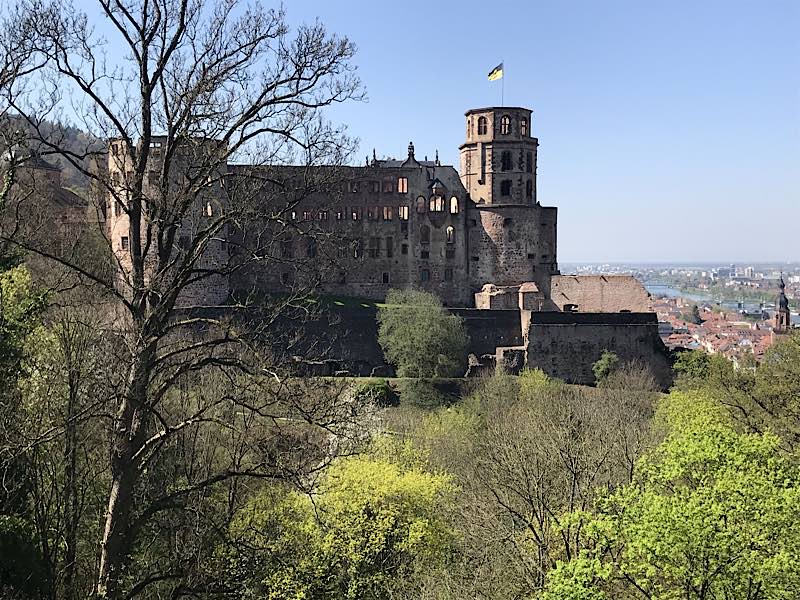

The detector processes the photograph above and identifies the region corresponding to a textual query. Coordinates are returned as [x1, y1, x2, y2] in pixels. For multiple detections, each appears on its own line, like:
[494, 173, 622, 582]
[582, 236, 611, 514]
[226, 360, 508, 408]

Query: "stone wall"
[547, 275, 651, 312]
[467, 204, 557, 293]
[525, 312, 673, 387]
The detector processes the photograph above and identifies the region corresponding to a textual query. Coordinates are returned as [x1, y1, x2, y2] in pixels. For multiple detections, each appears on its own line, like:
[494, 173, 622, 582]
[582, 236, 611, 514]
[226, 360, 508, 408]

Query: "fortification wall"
[525, 312, 673, 387]
[467, 204, 557, 293]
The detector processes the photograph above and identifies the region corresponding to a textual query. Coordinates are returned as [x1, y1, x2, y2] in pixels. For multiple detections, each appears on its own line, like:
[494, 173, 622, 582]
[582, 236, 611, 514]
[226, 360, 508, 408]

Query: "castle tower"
[106, 137, 230, 307]
[460, 107, 537, 205]
[461, 107, 557, 294]
[774, 276, 791, 333]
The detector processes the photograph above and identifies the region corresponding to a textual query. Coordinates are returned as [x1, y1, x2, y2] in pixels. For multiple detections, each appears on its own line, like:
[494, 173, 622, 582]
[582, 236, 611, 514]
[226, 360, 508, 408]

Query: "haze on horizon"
[286, 0, 799, 264]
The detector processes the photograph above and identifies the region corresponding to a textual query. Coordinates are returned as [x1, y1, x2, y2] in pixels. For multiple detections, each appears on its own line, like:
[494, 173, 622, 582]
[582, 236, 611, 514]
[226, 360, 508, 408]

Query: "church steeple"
[774, 275, 791, 334]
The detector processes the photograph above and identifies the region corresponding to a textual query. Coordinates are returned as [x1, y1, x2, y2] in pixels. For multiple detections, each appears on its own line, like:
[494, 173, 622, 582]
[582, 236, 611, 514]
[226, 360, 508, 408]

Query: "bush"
[592, 350, 619, 384]
[352, 378, 397, 407]
[396, 378, 458, 410]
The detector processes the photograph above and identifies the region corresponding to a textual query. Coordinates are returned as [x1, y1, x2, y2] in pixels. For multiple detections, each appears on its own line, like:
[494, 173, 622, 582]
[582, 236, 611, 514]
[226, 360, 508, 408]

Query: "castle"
[20, 105, 675, 384]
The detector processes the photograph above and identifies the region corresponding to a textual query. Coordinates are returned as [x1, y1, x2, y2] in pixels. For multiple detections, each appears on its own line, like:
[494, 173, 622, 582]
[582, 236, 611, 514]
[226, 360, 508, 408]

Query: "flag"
[488, 63, 504, 81]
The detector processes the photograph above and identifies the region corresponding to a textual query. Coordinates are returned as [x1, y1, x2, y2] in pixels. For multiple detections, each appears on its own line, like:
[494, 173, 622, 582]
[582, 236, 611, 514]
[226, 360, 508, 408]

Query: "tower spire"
[774, 273, 791, 334]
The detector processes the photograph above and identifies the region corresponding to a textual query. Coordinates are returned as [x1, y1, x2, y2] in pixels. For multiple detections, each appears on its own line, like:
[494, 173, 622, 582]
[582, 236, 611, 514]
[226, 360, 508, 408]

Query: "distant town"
[563, 262, 800, 364]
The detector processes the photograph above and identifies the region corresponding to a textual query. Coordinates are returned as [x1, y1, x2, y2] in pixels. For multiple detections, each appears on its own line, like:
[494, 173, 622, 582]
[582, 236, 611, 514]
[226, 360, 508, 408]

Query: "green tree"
[544, 391, 800, 600]
[591, 350, 620, 384]
[377, 289, 468, 378]
[224, 445, 453, 599]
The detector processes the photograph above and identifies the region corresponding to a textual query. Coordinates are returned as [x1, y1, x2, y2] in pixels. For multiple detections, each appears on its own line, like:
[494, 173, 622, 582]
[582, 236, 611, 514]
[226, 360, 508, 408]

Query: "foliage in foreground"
[543, 391, 800, 600]
[223, 444, 452, 599]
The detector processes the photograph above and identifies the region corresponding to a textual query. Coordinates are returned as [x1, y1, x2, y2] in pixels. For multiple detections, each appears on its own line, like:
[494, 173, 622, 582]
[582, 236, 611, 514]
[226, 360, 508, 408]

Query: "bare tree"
[0, 0, 364, 597]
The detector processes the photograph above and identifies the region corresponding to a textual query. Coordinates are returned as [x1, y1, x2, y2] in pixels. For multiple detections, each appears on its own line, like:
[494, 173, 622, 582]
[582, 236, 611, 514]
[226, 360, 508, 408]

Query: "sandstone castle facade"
[22, 104, 672, 384]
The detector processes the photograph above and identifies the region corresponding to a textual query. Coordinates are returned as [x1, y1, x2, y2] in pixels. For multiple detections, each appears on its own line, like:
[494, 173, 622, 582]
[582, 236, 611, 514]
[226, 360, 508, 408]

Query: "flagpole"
[501, 59, 505, 106]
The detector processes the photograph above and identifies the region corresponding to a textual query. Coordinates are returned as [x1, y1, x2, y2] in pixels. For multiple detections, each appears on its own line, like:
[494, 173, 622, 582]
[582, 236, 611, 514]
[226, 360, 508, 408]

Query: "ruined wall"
[547, 275, 652, 312]
[525, 312, 673, 387]
[106, 137, 230, 307]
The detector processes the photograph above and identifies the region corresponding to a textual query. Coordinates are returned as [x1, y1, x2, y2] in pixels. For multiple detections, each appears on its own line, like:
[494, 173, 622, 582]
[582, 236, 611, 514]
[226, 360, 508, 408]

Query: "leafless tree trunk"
[0, 0, 363, 597]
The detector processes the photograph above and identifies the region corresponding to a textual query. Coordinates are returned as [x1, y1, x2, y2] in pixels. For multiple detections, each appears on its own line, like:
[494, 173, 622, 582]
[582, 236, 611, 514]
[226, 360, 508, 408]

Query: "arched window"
[450, 196, 459, 214]
[420, 225, 430, 243]
[526, 180, 533, 199]
[477, 116, 487, 135]
[526, 151, 533, 173]
[501, 151, 512, 171]
[500, 115, 511, 135]
[446, 226, 455, 244]
[429, 195, 444, 212]
[520, 117, 528, 136]
[416, 196, 426, 213]
[500, 180, 512, 197]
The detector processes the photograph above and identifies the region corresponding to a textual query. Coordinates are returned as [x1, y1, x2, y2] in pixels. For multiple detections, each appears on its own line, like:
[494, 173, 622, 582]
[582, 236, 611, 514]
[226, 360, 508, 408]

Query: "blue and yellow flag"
[488, 63, 504, 81]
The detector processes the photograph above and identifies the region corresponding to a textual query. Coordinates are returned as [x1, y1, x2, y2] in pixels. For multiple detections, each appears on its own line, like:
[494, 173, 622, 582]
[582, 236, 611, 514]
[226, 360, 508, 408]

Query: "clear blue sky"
[287, 0, 799, 263]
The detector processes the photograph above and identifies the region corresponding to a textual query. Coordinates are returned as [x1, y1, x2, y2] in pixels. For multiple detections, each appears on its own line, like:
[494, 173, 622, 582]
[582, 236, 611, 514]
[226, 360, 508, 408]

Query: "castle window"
[318, 210, 329, 221]
[501, 151, 512, 171]
[115, 200, 124, 216]
[526, 180, 533, 199]
[429, 195, 444, 212]
[382, 272, 390, 284]
[520, 118, 528, 136]
[450, 197, 459, 214]
[336, 210, 344, 220]
[445, 248, 455, 259]
[350, 181, 359, 193]
[397, 177, 408, 193]
[526, 152, 533, 173]
[527, 253, 535, 259]
[416, 196, 426, 213]
[399, 205, 409, 221]
[477, 116, 487, 135]
[471, 256, 479, 262]
[421, 249, 430, 259]
[291, 211, 297, 220]
[307, 239, 317, 258]
[111, 144, 120, 156]
[120, 236, 129, 251]
[500, 115, 511, 135]
[444, 268, 453, 281]
[367, 207, 378, 221]
[420, 225, 430, 243]
[383, 206, 393, 220]
[383, 180, 393, 193]
[351, 208, 360, 221]
[500, 180, 512, 197]
[386, 237, 394, 258]
[446, 226, 455, 243]
[353, 239, 363, 259]
[421, 269, 430, 282]
[368, 237, 380, 258]
[401, 244, 409, 255]
[302, 210, 313, 221]
[111, 172, 121, 186]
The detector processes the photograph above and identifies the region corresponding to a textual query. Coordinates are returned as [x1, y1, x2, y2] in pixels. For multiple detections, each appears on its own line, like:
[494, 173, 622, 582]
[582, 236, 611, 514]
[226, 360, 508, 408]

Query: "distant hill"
[4, 115, 102, 193]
